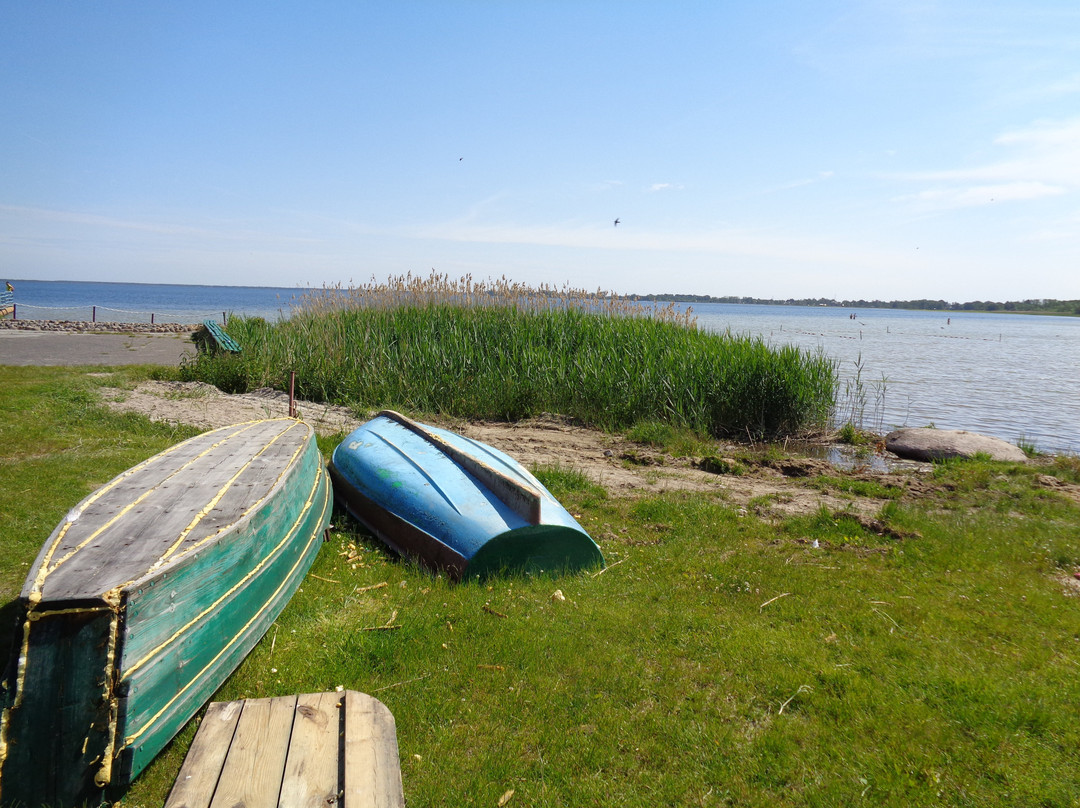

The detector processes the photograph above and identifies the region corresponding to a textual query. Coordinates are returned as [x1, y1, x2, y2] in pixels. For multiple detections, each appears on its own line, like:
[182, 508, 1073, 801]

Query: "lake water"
[5, 281, 1078, 455]
[5, 279, 307, 323]
[690, 303, 1080, 456]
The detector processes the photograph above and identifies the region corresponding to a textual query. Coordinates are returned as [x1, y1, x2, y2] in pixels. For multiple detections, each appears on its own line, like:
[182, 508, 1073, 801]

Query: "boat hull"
[0, 419, 331, 807]
[329, 411, 603, 580]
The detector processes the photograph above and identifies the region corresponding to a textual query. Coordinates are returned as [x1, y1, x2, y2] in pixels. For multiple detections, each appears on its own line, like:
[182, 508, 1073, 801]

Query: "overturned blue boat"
[328, 411, 604, 580]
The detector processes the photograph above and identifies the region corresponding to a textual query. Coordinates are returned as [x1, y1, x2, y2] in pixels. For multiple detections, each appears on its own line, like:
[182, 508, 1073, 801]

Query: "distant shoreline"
[625, 294, 1080, 316]
[5, 278, 1077, 318]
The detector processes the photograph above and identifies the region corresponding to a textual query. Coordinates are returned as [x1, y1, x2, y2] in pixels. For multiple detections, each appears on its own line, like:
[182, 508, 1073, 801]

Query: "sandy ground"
[100, 381, 1080, 593]
[100, 380, 908, 520]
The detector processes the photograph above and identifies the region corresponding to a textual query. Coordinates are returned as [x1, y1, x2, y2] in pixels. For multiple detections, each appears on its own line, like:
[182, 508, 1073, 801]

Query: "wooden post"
[289, 372, 297, 418]
[151, 313, 155, 325]
[222, 312, 227, 326]
[93, 305, 97, 323]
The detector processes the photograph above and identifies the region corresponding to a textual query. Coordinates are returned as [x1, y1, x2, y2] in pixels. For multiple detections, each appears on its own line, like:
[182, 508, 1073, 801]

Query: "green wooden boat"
[0, 419, 331, 807]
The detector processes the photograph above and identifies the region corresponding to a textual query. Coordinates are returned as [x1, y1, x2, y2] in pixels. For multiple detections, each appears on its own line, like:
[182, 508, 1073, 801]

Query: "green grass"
[532, 462, 609, 504]
[2, 366, 1079, 806]
[0, 366, 199, 596]
[1016, 434, 1041, 458]
[809, 475, 906, 500]
[181, 275, 837, 440]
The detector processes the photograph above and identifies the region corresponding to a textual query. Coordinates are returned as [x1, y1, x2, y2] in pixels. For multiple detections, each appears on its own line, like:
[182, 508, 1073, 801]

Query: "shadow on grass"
[0, 598, 22, 699]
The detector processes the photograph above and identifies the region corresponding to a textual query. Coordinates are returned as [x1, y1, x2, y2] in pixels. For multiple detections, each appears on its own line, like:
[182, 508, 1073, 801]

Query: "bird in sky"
[613, 218, 620, 227]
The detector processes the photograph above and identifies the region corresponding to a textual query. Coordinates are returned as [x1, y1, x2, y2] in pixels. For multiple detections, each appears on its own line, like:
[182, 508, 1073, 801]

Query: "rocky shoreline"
[0, 319, 198, 334]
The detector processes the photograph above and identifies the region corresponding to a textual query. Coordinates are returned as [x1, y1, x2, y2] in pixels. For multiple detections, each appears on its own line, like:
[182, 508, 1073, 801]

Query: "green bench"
[198, 319, 241, 354]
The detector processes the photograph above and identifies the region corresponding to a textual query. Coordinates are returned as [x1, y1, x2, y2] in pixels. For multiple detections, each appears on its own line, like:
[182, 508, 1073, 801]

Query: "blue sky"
[3, 1, 1080, 300]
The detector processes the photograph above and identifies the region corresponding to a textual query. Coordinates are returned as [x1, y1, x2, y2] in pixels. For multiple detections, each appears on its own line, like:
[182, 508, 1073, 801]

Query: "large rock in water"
[885, 428, 1028, 462]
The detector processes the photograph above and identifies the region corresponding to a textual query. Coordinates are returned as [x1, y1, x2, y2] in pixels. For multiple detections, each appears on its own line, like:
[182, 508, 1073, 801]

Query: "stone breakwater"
[0, 319, 199, 334]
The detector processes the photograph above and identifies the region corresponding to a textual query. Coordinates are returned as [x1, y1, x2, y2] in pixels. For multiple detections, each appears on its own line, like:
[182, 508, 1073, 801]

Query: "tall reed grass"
[183, 273, 837, 439]
[832, 352, 888, 437]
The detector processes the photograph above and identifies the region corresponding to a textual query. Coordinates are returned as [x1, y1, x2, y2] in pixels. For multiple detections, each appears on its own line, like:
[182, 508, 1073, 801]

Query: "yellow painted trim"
[94, 610, 121, 788]
[29, 421, 270, 601]
[0, 602, 120, 773]
[147, 421, 306, 571]
[121, 460, 324, 681]
[120, 465, 330, 749]
[0, 703, 10, 780]
[9, 619, 32, 711]
[0, 720, 7, 785]
[26, 605, 113, 621]
[0, 420, 308, 787]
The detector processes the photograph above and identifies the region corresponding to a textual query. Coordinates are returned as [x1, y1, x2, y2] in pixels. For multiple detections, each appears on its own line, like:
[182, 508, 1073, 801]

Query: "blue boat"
[328, 411, 604, 580]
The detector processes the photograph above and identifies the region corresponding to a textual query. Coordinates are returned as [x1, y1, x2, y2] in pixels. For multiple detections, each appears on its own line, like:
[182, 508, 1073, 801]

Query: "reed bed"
[184, 273, 837, 439]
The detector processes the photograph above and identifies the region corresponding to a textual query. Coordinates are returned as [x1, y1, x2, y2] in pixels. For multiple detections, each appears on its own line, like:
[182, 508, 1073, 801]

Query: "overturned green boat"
[0, 419, 331, 807]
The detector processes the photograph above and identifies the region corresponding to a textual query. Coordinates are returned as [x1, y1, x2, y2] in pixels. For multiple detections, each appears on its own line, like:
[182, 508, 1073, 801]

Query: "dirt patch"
[101, 381, 902, 519]
[1059, 571, 1080, 597]
[101, 380, 363, 436]
[1035, 473, 1080, 506]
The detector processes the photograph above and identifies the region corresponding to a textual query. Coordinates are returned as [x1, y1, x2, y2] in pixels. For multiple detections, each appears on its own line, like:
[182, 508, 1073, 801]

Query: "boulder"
[885, 428, 1028, 463]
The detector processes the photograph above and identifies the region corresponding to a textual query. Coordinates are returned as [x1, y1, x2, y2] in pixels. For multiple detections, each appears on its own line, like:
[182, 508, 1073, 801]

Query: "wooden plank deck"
[165, 690, 404, 808]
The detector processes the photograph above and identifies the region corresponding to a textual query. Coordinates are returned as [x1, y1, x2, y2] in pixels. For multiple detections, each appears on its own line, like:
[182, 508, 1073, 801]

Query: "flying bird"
[613, 218, 620, 227]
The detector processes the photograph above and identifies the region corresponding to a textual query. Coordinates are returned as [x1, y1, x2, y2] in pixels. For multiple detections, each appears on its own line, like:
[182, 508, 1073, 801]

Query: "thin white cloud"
[0, 204, 324, 247]
[1023, 72, 1080, 100]
[412, 218, 894, 270]
[648, 182, 684, 192]
[766, 171, 835, 193]
[995, 117, 1080, 149]
[891, 117, 1080, 210]
[897, 181, 1066, 208]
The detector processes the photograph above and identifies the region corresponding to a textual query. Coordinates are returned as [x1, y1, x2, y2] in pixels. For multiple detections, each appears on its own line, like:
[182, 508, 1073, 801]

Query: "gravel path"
[0, 322, 197, 366]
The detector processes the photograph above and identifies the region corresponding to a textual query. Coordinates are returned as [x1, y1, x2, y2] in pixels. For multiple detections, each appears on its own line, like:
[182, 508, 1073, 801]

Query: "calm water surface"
[692, 303, 1080, 456]
[6, 279, 306, 322]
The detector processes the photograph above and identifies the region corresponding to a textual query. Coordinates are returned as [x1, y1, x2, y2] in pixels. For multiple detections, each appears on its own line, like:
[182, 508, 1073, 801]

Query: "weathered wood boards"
[329, 410, 604, 580]
[0, 419, 331, 807]
[164, 690, 404, 808]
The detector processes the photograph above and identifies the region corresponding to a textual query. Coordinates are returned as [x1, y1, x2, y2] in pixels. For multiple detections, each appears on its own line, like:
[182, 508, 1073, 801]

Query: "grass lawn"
[1, 365, 1079, 807]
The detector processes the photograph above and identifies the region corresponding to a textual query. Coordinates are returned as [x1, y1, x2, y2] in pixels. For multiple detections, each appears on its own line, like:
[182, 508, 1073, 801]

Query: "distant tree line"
[627, 294, 1080, 315]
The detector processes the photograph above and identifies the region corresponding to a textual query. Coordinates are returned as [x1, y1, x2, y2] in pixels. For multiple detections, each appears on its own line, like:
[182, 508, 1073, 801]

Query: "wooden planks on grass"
[165, 690, 404, 808]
